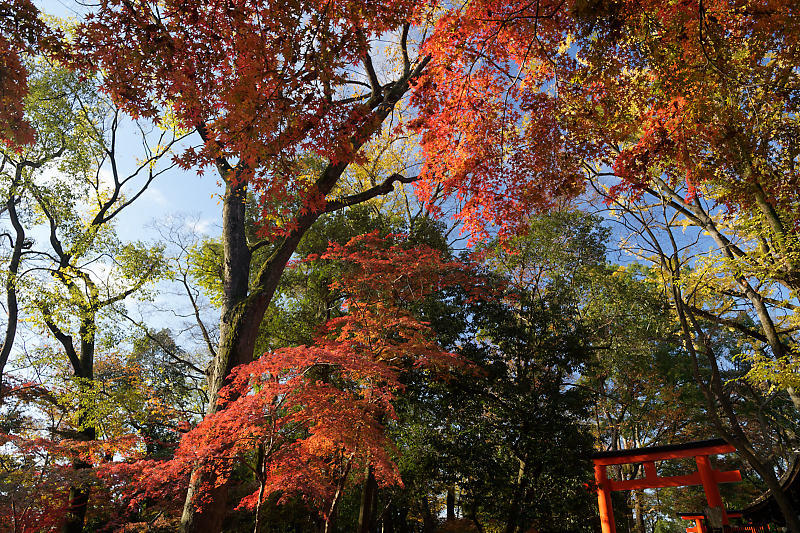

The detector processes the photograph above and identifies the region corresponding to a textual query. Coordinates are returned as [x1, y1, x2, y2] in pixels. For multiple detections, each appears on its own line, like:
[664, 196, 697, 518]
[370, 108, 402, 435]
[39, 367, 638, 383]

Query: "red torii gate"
[679, 511, 744, 533]
[590, 439, 742, 533]
[681, 513, 709, 533]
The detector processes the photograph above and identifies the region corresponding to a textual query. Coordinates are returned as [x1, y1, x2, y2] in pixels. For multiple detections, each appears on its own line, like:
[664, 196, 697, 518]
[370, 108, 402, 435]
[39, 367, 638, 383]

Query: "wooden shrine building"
[741, 455, 800, 528]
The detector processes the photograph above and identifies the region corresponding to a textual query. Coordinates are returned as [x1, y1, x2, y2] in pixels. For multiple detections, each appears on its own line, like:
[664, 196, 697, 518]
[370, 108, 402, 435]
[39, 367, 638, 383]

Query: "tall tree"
[392, 213, 609, 532]
[598, 183, 800, 532]
[0, 63, 177, 532]
[71, 3, 441, 529]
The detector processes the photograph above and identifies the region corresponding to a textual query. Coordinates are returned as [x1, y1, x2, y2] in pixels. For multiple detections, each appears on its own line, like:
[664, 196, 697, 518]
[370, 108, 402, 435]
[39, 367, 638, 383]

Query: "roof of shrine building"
[743, 454, 800, 526]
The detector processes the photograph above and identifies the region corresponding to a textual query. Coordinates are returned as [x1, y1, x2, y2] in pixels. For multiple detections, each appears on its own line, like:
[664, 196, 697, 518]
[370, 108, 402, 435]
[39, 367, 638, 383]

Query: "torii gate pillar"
[594, 463, 616, 533]
[696, 455, 728, 526]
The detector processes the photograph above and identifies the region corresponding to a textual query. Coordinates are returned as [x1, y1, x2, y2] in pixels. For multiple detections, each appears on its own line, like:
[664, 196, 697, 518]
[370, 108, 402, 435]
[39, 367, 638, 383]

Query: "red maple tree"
[100, 234, 469, 530]
[0, 0, 61, 147]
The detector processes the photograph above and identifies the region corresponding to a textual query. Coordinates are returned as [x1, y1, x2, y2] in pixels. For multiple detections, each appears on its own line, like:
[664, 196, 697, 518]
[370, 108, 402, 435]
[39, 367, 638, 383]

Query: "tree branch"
[40, 309, 82, 375]
[363, 53, 381, 98]
[325, 173, 418, 213]
[118, 312, 206, 376]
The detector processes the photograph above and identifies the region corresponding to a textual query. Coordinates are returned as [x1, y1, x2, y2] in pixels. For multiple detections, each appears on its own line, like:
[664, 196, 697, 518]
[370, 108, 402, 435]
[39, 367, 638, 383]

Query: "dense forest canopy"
[0, 0, 799, 531]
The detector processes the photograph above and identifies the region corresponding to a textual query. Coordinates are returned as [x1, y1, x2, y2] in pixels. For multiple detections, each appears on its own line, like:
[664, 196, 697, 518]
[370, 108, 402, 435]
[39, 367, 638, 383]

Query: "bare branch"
[325, 173, 418, 213]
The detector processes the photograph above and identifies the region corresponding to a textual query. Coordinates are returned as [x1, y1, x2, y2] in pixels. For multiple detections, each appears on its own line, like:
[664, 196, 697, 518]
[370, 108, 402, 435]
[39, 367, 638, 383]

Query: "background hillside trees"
[0, 63, 179, 531]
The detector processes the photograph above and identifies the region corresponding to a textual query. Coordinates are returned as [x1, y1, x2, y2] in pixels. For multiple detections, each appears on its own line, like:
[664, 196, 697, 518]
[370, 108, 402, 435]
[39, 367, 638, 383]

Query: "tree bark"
[468, 498, 485, 533]
[358, 465, 378, 533]
[503, 457, 527, 533]
[180, 175, 249, 532]
[62, 424, 96, 533]
[633, 490, 645, 533]
[0, 168, 25, 395]
[61, 328, 97, 533]
[62, 481, 90, 533]
[421, 496, 436, 533]
[253, 443, 267, 533]
[323, 458, 353, 533]
[383, 503, 398, 533]
[446, 485, 456, 521]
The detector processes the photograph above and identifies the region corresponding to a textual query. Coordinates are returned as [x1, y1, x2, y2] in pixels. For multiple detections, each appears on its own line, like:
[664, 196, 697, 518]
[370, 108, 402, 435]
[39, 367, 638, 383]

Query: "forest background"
[1, 0, 799, 532]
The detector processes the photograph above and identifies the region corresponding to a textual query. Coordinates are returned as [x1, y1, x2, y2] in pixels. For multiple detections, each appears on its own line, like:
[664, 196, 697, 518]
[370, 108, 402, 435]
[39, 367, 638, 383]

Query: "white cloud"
[185, 217, 212, 235]
[97, 167, 116, 192]
[142, 187, 169, 207]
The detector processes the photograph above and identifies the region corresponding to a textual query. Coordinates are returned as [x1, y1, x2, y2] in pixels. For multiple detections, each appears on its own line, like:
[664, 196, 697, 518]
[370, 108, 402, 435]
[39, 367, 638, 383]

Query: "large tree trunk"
[383, 503, 398, 533]
[0, 172, 25, 395]
[62, 427, 95, 533]
[62, 485, 90, 533]
[468, 499, 485, 533]
[633, 490, 645, 533]
[180, 163, 382, 533]
[446, 486, 456, 521]
[180, 177, 250, 532]
[503, 457, 528, 533]
[358, 465, 378, 533]
[179, 173, 326, 532]
[62, 332, 96, 533]
[421, 496, 437, 533]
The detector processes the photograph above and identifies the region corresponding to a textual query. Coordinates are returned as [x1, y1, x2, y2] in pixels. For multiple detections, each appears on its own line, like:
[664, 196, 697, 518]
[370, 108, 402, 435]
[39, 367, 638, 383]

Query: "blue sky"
[13, 1, 228, 364]
[101, 125, 224, 244]
[36, 0, 224, 244]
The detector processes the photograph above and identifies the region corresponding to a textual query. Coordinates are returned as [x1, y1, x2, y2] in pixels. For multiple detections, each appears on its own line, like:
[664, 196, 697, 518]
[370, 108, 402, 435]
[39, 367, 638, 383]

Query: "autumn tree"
[0, 0, 62, 147]
[0, 60, 181, 531]
[68, 1, 458, 529]
[595, 183, 800, 531]
[409, 1, 800, 529]
[410, 0, 800, 397]
[412, 0, 800, 248]
[65, 0, 630, 523]
[100, 233, 467, 531]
